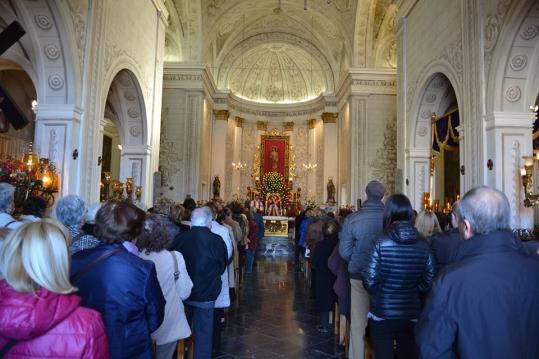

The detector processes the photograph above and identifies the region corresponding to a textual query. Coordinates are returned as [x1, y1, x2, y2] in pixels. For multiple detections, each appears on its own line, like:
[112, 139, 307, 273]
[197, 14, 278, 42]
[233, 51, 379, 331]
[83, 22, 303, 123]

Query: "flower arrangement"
[304, 195, 317, 210]
[261, 171, 290, 210]
[262, 172, 286, 194]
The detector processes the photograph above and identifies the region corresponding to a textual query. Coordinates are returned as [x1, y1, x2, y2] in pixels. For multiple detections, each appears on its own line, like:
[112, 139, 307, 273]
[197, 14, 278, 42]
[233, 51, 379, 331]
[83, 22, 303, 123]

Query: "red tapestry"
[262, 138, 287, 178]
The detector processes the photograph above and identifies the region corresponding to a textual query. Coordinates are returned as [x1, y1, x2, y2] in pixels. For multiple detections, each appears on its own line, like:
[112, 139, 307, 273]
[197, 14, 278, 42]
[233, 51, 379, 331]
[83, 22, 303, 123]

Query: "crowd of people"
[1, 178, 539, 358]
[0, 182, 264, 359]
[296, 180, 539, 359]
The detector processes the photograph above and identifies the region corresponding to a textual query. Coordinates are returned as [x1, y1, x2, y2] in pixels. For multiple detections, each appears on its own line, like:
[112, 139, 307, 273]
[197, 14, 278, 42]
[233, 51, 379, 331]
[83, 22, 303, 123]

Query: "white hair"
[0, 183, 15, 212]
[191, 207, 213, 227]
[56, 195, 87, 227]
[457, 186, 511, 234]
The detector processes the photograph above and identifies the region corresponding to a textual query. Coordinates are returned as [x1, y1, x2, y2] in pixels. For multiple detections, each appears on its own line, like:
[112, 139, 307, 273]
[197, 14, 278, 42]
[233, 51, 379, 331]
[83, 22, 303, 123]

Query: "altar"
[262, 216, 291, 237]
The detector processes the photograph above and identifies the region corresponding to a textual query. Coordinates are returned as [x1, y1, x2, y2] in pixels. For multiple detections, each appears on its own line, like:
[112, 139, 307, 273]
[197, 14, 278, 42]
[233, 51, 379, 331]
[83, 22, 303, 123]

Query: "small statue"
[327, 177, 336, 204]
[212, 176, 221, 198]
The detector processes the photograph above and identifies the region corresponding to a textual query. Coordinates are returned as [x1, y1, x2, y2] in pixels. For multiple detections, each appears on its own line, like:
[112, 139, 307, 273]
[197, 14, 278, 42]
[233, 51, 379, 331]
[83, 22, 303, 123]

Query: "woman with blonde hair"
[415, 210, 442, 241]
[0, 220, 109, 358]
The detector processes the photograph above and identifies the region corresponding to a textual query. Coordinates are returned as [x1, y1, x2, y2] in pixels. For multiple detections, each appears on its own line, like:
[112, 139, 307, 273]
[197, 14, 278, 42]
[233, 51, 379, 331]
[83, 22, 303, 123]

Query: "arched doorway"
[0, 61, 37, 159]
[98, 69, 147, 202]
[407, 72, 461, 211]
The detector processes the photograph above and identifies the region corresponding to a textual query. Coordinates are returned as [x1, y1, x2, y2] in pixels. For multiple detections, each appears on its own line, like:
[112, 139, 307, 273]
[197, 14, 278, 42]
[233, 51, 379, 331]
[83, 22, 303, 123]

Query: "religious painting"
[260, 133, 289, 179]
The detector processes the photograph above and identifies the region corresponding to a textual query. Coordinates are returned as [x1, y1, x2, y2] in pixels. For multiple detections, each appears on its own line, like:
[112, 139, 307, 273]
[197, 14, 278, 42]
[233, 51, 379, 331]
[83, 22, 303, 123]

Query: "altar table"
[263, 216, 292, 237]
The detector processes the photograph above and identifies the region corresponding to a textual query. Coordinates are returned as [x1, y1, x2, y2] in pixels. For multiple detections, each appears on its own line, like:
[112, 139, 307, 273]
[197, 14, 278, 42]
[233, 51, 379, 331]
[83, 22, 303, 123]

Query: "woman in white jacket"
[137, 214, 193, 359]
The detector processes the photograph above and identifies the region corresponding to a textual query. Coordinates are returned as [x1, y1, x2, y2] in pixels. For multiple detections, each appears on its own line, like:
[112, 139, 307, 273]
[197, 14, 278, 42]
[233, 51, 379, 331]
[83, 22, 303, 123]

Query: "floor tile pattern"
[215, 257, 345, 358]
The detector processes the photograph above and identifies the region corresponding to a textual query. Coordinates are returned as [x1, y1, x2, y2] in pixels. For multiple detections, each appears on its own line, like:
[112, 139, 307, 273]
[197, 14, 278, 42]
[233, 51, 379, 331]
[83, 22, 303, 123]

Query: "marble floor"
[214, 256, 346, 358]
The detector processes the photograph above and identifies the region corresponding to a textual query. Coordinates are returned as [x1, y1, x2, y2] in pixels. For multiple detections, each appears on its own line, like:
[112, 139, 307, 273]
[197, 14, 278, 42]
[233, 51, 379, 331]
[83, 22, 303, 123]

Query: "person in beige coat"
[137, 214, 193, 359]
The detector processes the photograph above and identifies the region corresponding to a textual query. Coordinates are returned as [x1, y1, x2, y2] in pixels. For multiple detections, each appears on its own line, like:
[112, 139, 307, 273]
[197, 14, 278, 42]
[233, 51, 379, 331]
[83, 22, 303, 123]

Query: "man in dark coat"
[429, 202, 461, 272]
[172, 206, 228, 359]
[416, 186, 539, 358]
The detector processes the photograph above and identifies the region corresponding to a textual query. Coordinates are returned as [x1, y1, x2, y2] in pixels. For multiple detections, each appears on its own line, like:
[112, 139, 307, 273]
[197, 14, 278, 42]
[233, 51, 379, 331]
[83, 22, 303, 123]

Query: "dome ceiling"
[223, 43, 327, 103]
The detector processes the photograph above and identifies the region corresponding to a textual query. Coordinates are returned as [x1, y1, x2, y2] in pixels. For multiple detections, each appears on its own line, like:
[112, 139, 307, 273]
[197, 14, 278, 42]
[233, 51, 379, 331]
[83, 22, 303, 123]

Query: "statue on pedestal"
[212, 176, 221, 198]
[327, 177, 336, 204]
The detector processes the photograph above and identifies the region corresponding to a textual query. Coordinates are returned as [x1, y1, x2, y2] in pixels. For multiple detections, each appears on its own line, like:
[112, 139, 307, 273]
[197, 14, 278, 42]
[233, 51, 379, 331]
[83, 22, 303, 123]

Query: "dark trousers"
[186, 302, 215, 359]
[212, 308, 224, 353]
[369, 319, 417, 359]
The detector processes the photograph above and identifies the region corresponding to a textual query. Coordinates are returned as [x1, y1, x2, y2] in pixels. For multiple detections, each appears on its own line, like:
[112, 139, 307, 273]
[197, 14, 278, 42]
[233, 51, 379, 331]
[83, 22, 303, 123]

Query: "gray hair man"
[0, 183, 22, 229]
[171, 205, 228, 359]
[416, 186, 539, 358]
[56, 195, 100, 254]
[339, 180, 385, 359]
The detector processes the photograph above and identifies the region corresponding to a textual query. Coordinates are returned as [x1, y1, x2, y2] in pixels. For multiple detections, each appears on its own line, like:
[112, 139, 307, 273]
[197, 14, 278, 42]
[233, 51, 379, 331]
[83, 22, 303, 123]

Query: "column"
[231, 117, 243, 197]
[322, 112, 338, 204]
[211, 110, 229, 198]
[307, 119, 317, 199]
[34, 104, 83, 197]
[485, 112, 534, 229]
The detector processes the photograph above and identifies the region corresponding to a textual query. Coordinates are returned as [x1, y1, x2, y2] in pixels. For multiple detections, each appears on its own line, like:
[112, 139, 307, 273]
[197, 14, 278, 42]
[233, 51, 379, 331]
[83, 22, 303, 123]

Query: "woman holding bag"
[137, 214, 193, 359]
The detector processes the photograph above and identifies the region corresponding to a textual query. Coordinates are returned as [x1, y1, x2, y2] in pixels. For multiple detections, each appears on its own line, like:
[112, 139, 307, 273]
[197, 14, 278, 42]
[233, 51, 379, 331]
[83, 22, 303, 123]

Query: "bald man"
[416, 186, 539, 359]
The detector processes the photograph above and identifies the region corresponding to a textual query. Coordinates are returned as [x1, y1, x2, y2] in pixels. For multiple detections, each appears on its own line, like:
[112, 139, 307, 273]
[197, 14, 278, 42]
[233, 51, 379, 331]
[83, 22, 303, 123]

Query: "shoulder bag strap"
[70, 247, 124, 284]
[3, 220, 15, 229]
[170, 251, 179, 281]
[0, 340, 18, 358]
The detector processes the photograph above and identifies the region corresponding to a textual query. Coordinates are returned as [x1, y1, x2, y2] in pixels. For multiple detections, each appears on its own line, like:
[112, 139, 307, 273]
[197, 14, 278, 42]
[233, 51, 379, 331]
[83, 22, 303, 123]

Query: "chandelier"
[232, 162, 248, 172]
[302, 162, 317, 172]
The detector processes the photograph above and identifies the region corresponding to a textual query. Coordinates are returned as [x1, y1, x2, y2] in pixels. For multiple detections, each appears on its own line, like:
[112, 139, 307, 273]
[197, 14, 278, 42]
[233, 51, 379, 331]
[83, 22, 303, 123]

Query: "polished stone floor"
[214, 256, 345, 358]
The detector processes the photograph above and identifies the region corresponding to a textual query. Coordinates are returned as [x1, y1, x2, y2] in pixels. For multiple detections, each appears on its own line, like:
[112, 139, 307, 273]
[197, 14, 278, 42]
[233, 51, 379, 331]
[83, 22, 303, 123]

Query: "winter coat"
[362, 221, 435, 320]
[247, 220, 259, 251]
[0, 280, 109, 358]
[139, 250, 193, 344]
[328, 243, 351, 316]
[305, 218, 328, 250]
[416, 230, 539, 359]
[339, 200, 384, 278]
[211, 220, 233, 308]
[172, 226, 228, 303]
[70, 243, 165, 359]
[312, 236, 338, 312]
[429, 227, 461, 271]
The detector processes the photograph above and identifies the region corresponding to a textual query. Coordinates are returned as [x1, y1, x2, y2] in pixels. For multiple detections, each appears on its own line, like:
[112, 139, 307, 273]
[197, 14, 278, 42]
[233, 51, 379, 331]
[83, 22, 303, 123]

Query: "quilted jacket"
[0, 280, 109, 358]
[362, 221, 435, 320]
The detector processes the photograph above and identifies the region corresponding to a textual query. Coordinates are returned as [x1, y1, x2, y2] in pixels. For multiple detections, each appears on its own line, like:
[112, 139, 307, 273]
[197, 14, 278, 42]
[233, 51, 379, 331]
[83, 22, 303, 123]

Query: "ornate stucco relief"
[369, 116, 397, 194]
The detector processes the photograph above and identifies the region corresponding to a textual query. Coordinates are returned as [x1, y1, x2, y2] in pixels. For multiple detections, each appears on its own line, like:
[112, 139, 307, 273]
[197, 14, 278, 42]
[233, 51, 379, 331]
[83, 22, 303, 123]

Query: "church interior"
[0, 0, 539, 358]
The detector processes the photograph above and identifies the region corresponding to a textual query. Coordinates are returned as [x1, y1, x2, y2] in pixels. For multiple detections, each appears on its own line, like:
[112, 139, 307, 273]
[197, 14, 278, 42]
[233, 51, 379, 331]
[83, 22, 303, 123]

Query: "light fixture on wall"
[31, 100, 38, 115]
[232, 162, 248, 171]
[302, 162, 317, 172]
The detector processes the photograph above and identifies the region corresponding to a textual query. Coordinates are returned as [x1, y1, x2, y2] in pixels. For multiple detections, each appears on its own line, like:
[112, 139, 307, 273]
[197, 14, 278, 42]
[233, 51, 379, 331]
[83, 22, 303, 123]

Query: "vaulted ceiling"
[165, 0, 398, 103]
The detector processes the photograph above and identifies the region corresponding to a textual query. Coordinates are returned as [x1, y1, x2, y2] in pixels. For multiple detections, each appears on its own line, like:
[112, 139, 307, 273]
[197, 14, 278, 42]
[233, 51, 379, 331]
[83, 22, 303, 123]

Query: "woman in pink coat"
[0, 220, 109, 358]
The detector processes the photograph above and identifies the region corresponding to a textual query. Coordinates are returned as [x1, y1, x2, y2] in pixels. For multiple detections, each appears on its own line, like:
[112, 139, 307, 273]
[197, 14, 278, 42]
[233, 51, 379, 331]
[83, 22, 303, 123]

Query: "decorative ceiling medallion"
[34, 15, 52, 30]
[44, 44, 60, 60]
[505, 86, 521, 103]
[484, 15, 499, 52]
[124, 91, 136, 101]
[417, 126, 428, 137]
[48, 74, 64, 90]
[130, 126, 141, 137]
[425, 94, 437, 103]
[510, 55, 527, 71]
[128, 108, 140, 118]
[520, 24, 539, 40]
[420, 109, 432, 119]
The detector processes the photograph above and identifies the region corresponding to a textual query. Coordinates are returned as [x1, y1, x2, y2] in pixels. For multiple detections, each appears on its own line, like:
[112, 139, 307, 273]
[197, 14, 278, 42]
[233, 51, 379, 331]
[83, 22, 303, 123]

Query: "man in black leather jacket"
[416, 186, 539, 358]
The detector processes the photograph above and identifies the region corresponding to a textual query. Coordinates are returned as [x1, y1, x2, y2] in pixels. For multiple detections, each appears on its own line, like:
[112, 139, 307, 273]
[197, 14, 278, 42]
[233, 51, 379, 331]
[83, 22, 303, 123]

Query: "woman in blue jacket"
[70, 200, 166, 359]
[361, 194, 435, 359]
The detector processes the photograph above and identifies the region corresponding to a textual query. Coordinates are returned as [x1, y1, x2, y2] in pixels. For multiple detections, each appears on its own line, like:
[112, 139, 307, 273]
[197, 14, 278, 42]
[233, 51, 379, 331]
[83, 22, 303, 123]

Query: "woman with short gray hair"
[56, 195, 100, 254]
[0, 183, 22, 230]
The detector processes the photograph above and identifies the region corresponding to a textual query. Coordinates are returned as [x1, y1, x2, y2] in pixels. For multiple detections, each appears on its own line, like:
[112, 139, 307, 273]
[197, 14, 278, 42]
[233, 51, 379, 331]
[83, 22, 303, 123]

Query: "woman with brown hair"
[138, 214, 193, 359]
[70, 200, 166, 359]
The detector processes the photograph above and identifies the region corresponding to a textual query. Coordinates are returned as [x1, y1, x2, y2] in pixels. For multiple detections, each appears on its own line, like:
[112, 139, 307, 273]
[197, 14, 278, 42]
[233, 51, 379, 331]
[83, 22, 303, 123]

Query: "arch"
[101, 62, 149, 148]
[408, 63, 463, 151]
[0, 0, 79, 105]
[487, 0, 539, 114]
